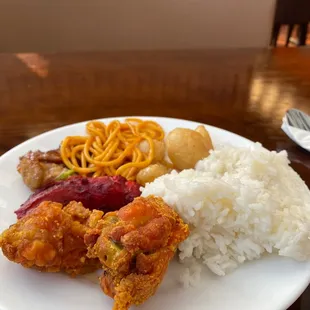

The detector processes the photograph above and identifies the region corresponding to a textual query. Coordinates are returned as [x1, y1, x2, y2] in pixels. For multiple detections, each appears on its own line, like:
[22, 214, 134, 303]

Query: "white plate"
[0, 116, 309, 310]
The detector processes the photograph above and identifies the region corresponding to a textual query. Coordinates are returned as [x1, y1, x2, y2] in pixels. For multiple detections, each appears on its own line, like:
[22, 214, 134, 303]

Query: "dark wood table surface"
[0, 48, 310, 309]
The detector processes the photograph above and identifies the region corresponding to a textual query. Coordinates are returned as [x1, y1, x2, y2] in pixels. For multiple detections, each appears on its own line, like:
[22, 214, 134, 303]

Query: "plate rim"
[0, 116, 254, 163]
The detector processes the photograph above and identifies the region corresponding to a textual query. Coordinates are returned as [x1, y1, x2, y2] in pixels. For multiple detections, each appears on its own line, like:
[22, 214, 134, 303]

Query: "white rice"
[141, 143, 310, 285]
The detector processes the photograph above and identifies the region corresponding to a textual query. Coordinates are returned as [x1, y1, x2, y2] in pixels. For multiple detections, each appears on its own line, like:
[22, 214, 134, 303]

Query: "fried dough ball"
[166, 127, 213, 170]
[136, 163, 170, 186]
[195, 125, 214, 150]
[139, 140, 165, 163]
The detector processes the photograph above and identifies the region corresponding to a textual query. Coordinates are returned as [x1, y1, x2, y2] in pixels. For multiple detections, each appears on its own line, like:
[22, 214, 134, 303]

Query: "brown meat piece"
[17, 150, 68, 191]
[85, 196, 189, 310]
[22, 149, 63, 163]
[0, 201, 103, 276]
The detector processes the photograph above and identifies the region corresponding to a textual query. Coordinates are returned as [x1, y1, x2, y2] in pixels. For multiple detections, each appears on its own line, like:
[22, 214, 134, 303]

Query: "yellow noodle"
[81, 152, 87, 168]
[60, 118, 164, 180]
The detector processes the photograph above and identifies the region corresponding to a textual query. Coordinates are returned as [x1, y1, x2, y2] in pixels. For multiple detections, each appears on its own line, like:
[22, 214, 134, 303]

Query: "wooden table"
[0, 48, 309, 309]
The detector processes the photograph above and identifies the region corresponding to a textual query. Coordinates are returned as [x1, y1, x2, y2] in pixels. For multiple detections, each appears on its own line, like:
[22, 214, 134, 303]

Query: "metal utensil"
[286, 109, 310, 131]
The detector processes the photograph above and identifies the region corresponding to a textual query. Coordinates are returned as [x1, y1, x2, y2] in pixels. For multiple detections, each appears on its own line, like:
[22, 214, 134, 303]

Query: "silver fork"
[286, 109, 310, 131]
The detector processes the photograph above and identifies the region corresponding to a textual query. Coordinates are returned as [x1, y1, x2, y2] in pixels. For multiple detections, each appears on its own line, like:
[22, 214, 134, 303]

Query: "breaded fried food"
[0, 201, 103, 275]
[85, 196, 189, 310]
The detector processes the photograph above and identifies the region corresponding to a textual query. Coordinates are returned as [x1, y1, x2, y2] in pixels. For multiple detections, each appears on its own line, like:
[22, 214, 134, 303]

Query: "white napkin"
[282, 115, 310, 152]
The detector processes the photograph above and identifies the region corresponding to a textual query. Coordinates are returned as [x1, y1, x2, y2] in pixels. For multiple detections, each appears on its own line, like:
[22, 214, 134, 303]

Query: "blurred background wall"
[0, 0, 276, 52]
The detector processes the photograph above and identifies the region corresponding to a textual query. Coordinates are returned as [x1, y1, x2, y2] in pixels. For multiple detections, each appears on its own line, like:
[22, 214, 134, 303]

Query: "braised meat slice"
[18, 150, 68, 191]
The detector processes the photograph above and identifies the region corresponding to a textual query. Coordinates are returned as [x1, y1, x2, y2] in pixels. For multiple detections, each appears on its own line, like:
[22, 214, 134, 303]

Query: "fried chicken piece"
[0, 201, 103, 275]
[85, 196, 189, 310]
[18, 150, 68, 191]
